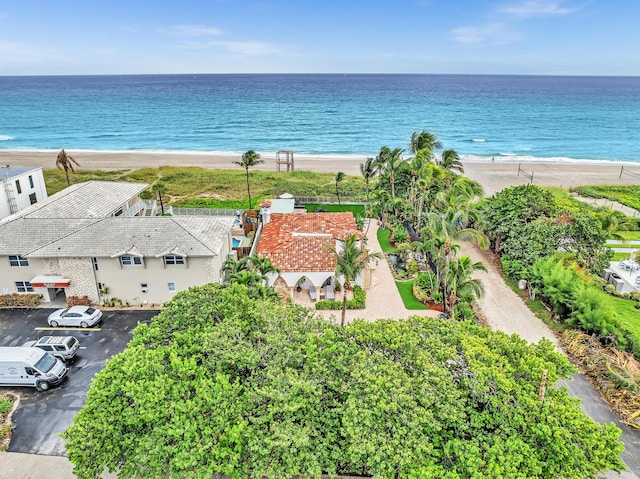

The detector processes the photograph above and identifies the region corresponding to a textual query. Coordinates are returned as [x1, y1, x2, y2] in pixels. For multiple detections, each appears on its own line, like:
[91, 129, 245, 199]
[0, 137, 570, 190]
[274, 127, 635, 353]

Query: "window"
[15, 179, 21, 194]
[120, 255, 142, 266]
[28, 175, 34, 188]
[9, 255, 29, 267]
[97, 282, 104, 294]
[168, 282, 176, 292]
[15, 281, 34, 293]
[92, 257, 99, 271]
[164, 255, 185, 265]
[141, 283, 149, 293]
[29, 193, 37, 205]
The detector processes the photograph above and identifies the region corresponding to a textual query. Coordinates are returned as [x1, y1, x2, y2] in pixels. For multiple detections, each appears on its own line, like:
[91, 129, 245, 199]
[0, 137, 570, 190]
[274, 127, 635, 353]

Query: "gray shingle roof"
[0, 217, 100, 255]
[26, 215, 235, 258]
[6, 181, 148, 220]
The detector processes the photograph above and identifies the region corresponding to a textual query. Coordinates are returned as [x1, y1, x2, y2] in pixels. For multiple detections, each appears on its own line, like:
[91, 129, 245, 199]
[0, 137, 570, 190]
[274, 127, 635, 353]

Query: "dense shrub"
[67, 295, 92, 307]
[63, 283, 625, 479]
[412, 283, 430, 304]
[0, 293, 40, 307]
[315, 285, 366, 310]
[390, 227, 409, 244]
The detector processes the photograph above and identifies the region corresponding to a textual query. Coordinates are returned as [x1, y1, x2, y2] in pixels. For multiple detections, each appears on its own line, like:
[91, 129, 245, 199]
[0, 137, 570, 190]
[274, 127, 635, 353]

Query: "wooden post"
[530, 171, 534, 184]
[538, 369, 548, 406]
[517, 164, 521, 176]
[619, 165, 624, 179]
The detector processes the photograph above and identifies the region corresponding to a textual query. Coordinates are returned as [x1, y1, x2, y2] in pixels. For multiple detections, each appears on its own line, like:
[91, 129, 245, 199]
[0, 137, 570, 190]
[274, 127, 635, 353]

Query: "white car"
[48, 306, 102, 328]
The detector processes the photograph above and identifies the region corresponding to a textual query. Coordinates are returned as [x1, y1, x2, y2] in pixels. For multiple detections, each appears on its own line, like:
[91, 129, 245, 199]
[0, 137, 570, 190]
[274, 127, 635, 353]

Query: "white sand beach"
[1, 150, 639, 196]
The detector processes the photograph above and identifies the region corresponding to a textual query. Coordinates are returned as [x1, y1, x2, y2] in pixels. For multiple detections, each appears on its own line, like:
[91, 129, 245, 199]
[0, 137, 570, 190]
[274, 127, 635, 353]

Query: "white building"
[0, 180, 235, 306]
[0, 166, 47, 220]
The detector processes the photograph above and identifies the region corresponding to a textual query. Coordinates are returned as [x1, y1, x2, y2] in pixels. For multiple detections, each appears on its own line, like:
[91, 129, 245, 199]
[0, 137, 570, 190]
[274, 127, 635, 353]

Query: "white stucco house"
[0, 165, 47, 220]
[0, 180, 235, 306]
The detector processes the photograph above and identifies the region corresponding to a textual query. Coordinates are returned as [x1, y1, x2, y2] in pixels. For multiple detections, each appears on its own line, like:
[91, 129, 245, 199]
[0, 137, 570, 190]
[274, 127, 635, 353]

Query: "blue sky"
[0, 0, 638, 75]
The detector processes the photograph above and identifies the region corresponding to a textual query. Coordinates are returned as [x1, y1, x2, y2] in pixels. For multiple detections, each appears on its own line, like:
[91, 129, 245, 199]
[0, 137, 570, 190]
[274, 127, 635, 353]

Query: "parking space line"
[35, 327, 102, 331]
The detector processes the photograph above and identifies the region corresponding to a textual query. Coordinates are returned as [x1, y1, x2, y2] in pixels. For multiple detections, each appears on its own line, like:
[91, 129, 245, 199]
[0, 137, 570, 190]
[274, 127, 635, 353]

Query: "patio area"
[606, 259, 640, 293]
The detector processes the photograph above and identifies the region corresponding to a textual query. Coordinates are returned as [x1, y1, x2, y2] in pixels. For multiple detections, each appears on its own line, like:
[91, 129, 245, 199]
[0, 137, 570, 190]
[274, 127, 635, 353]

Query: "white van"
[0, 347, 68, 391]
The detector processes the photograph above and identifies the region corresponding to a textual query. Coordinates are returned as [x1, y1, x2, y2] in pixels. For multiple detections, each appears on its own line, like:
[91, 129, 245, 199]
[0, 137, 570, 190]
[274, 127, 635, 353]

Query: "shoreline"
[1, 149, 639, 196]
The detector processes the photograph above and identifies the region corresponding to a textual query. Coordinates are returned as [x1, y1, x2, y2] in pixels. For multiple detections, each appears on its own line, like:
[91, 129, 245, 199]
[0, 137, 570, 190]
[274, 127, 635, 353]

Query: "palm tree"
[327, 234, 382, 326]
[152, 182, 167, 215]
[376, 146, 406, 209]
[437, 149, 464, 173]
[359, 157, 378, 217]
[247, 255, 279, 285]
[334, 171, 345, 208]
[409, 131, 442, 155]
[234, 150, 264, 210]
[596, 209, 636, 242]
[222, 256, 251, 281]
[445, 256, 486, 319]
[56, 149, 80, 186]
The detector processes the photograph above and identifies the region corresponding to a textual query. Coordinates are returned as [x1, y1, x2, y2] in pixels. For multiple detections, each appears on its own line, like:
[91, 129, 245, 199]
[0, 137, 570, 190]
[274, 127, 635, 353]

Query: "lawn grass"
[617, 231, 640, 241]
[572, 185, 640, 212]
[377, 227, 395, 253]
[395, 280, 428, 310]
[303, 204, 365, 215]
[612, 251, 635, 261]
[609, 295, 640, 340]
[43, 167, 368, 207]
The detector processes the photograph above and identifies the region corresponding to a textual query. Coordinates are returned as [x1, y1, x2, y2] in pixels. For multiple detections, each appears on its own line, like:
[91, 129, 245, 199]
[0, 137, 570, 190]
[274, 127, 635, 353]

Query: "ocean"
[0, 74, 639, 163]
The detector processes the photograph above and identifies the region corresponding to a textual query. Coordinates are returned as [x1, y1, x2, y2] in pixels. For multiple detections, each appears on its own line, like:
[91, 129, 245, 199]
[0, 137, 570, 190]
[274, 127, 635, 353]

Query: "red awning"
[30, 275, 71, 288]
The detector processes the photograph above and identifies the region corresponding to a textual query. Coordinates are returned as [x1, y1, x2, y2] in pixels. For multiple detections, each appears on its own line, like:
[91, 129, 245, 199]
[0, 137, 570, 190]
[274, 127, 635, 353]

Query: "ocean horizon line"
[1, 72, 640, 79]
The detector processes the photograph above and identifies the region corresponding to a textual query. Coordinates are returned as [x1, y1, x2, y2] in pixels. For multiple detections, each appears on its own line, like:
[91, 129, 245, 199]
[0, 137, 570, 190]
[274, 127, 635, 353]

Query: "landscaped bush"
[67, 295, 92, 307]
[412, 282, 430, 304]
[315, 285, 365, 310]
[0, 393, 16, 452]
[0, 293, 40, 307]
[390, 227, 409, 244]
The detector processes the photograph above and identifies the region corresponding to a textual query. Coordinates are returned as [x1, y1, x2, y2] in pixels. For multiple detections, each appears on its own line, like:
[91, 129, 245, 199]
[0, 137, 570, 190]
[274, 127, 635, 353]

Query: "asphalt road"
[0, 308, 159, 456]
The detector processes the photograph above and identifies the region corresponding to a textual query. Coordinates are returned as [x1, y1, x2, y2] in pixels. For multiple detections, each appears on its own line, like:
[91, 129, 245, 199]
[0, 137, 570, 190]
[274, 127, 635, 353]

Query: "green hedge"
[316, 285, 365, 310]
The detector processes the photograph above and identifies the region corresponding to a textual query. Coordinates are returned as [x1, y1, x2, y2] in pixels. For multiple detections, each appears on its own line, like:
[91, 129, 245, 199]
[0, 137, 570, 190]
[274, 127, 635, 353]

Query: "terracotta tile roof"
[256, 212, 363, 272]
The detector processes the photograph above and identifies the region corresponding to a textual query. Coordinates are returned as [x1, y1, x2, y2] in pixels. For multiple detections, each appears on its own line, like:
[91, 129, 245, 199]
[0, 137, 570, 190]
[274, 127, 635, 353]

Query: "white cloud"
[498, 1, 578, 18]
[451, 23, 522, 45]
[165, 24, 225, 36]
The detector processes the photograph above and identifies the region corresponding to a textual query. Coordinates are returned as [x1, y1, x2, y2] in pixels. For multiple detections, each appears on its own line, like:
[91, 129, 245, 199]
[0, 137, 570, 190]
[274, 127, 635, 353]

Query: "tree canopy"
[64, 283, 624, 479]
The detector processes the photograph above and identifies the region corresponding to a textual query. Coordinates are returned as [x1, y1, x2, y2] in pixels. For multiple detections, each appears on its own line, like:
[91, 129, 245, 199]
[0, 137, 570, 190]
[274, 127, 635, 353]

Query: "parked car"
[48, 306, 102, 328]
[22, 336, 80, 362]
[0, 347, 68, 391]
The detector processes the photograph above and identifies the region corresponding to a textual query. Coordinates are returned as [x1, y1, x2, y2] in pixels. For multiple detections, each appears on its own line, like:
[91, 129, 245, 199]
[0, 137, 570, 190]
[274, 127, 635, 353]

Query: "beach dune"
[1, 150, 638, 196]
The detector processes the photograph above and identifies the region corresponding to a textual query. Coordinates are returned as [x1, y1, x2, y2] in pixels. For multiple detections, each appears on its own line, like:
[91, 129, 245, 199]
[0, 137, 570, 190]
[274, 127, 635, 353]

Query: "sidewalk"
[0, 452, 117, 479]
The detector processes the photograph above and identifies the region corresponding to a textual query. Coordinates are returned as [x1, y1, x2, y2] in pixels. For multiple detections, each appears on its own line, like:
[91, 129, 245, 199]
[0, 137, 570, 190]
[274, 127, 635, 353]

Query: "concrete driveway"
[0, 308, 159, 456]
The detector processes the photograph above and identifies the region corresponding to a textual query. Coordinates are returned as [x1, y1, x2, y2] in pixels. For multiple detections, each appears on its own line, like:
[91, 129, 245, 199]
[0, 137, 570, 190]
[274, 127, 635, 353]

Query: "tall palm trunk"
[341, 281, 349, 326]
[245, 168, 252, 210]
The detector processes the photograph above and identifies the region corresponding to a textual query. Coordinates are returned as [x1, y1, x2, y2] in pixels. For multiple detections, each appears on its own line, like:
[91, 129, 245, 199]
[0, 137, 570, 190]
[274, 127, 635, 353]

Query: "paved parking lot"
[0, 308, 159, 456]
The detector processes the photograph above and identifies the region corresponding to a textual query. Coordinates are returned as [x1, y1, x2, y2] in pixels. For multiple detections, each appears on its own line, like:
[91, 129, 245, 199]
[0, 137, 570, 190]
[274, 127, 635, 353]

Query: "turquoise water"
[0, 74, 639, 163]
